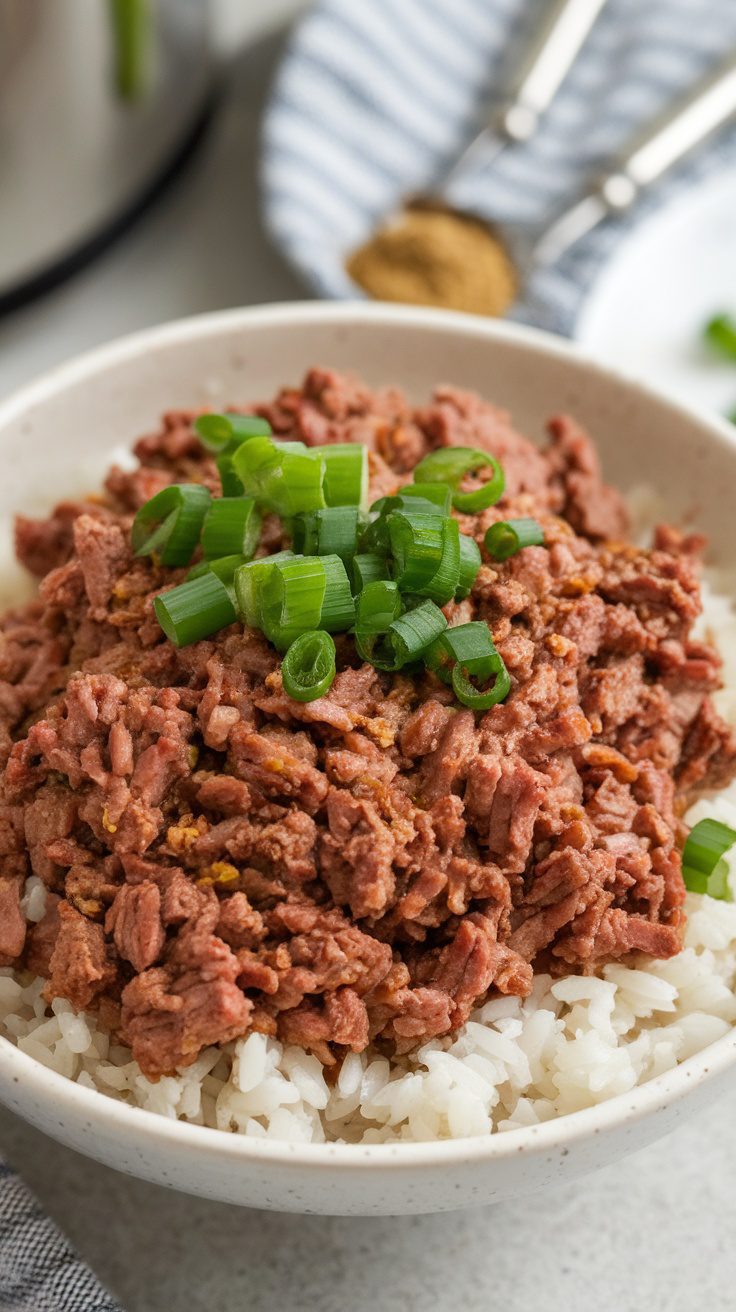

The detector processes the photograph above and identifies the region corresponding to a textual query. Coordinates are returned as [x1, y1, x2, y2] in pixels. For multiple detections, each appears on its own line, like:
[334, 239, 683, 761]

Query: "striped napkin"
[0, 1159, 121, 1311]
[262, 0, 736, 334]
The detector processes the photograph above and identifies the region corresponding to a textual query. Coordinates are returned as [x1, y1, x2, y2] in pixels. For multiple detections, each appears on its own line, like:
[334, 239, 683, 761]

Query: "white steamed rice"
[2, 509, 736, 1145]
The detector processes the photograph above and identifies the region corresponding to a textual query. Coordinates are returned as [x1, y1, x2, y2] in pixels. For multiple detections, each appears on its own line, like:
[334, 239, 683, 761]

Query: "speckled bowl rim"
[1, 300, 735, 1171]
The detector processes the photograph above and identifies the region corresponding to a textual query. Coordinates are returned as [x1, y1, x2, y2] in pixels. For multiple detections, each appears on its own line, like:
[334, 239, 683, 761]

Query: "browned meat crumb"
[1, 367, 734, 1081]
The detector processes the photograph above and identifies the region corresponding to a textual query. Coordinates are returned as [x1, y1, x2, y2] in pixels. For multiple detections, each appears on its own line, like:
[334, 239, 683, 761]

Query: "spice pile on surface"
[346, 208, 518, 317]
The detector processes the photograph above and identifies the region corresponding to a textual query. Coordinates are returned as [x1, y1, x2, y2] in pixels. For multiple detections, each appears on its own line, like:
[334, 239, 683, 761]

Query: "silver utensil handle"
[598, 54, 736, 212]
[496, 0, 608, 143]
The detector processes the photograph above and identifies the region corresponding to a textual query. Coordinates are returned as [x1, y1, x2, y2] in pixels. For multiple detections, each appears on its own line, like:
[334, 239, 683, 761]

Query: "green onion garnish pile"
[133, 415, 546, 705]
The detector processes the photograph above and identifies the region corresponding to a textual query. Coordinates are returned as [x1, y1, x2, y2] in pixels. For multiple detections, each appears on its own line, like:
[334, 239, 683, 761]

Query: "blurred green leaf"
[704, 313, 736, 362]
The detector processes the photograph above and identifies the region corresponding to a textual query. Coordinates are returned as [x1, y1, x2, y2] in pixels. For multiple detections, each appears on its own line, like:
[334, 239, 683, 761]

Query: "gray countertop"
[2, 8, 736, 1310]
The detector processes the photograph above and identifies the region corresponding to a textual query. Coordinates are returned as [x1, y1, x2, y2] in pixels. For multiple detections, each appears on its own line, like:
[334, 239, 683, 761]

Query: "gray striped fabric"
[262, 0, 736, 334]
[0, 1161, 120, 1312]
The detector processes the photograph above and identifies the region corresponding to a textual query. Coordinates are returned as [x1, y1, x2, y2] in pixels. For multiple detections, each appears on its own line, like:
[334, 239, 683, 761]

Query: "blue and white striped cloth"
[0, 1159, 121, 1311]
[262, 0, 736, 335]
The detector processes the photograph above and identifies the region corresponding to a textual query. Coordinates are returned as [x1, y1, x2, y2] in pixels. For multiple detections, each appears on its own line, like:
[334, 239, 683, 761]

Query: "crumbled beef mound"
[2, 368, 734, 1079]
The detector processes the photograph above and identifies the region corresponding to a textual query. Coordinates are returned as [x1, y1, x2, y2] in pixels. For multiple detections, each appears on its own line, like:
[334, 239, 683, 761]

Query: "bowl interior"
[2, 303, 735, 606]
[1, 302, 736, 1198]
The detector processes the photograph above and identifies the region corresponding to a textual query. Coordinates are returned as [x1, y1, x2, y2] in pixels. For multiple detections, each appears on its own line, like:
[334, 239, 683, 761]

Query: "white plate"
[576, 168, 736, 419]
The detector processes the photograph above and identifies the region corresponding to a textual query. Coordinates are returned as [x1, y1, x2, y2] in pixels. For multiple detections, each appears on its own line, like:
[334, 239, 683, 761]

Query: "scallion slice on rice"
[682, 818, 736, 900]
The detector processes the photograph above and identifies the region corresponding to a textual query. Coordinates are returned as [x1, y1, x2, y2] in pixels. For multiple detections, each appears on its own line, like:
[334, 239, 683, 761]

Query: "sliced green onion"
[357, 600, 447, 671]
[363, 487, 452, 554]
[704, 314, 736, 362]
[241, 437, 283, 489]
[111, 0, 150, 101]
[217, 440, 246, 496]
[225, 414, 272, 442]
[384, 516, 461, 606]
[355, 580, 402, 636]
[319, 554, 356, 632]
[131, 483, 211, 567]
[456, 534, 482, 599]
[292, 507, 361, 561]
[351, 552, 389, 592]
[252, 553, 355, 650]
[321, 444, 369, 510]
[282, 631, 336, 703]
[291, 515, 318, 556]
[484, 518, 545, 561]
[703, 862, 733, 902]
[188, 554, 245, 584]
[443, 457, 505, 513]
[260, 556, 327, 651]
[426, 622, 510, 710]
[417, 517, 460, 605]
[400, 482, 453, 513]
[425, 621, 499, 685]
[233, 437, 305, 493]
[452, 657, 511, 710]
[360, 512, 391, 554]
[413, 446, 505, 512]
[201, 497, 262, 560]
[682, 818, 736, 900]
[388, 511, 445, 592]
[153, 574, 236, 648]
[233, 551, 294, 628]
[233, 438, 326, 516]
[274, 450, 326, 516]
[194, 413, 272, 453]
[371, 492, 450, 519]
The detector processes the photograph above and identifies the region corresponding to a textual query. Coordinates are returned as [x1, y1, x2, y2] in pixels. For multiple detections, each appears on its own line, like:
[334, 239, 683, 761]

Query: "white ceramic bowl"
[1, 303, 735, 1216]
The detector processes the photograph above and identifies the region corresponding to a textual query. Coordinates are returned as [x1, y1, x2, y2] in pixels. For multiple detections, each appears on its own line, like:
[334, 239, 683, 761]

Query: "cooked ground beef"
[2, 367, 734, 1079]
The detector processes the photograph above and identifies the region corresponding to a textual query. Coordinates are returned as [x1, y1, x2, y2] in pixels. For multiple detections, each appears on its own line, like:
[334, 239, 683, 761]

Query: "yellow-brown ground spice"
[346, 207, 518, 317]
